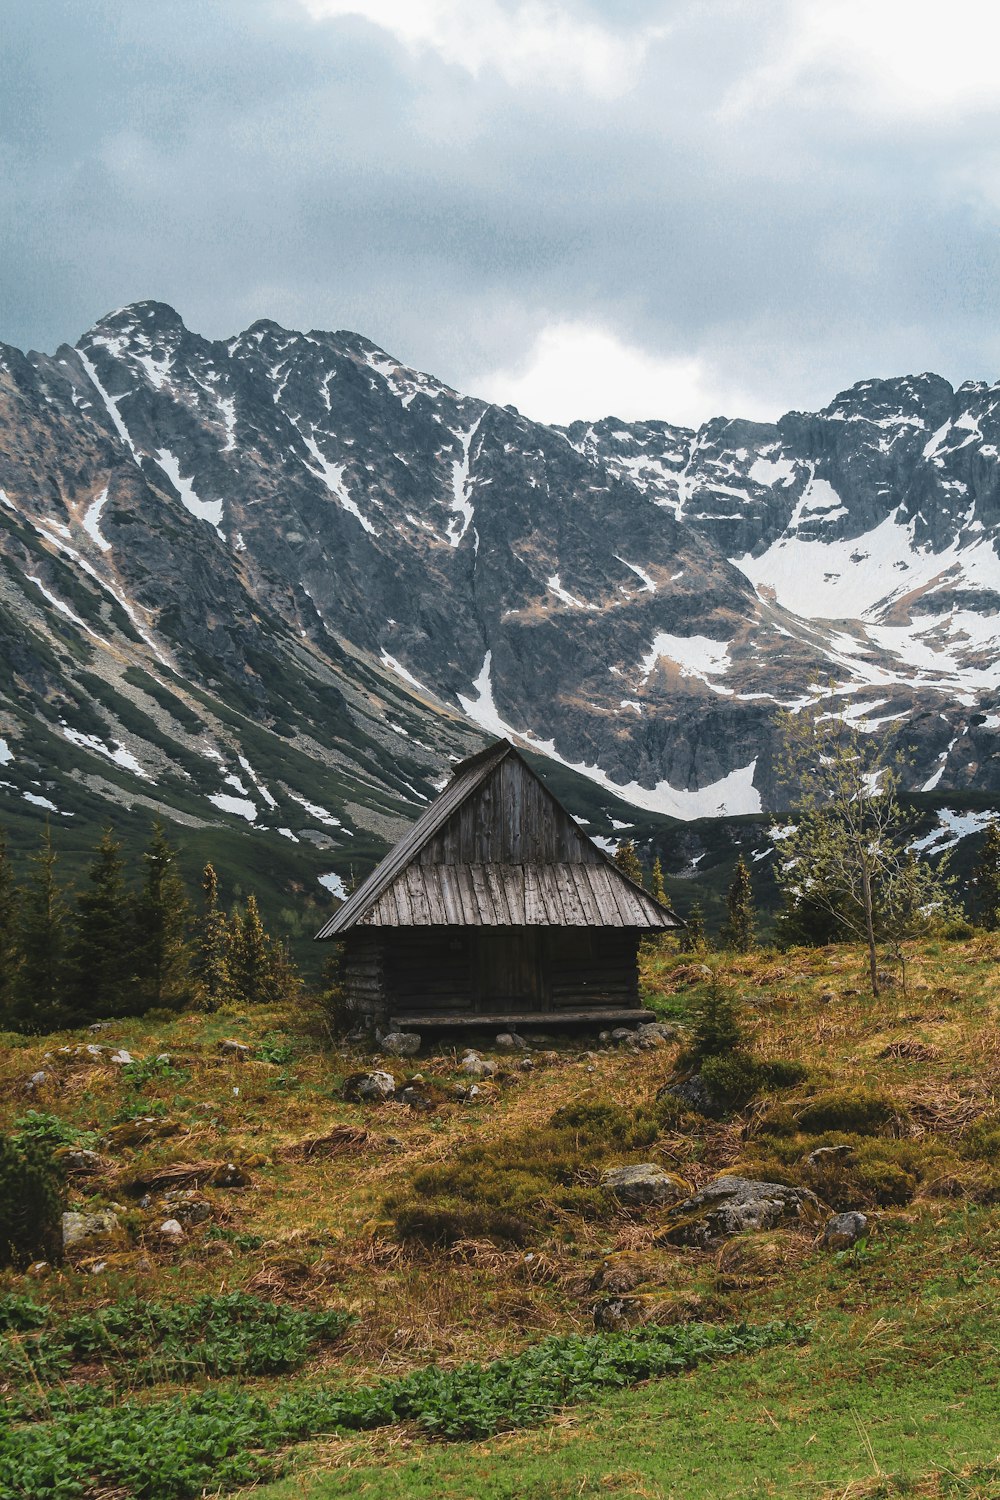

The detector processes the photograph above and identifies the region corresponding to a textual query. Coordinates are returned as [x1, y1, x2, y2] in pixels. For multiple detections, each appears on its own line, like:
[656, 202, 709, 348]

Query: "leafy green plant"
[0, 1320, 803, 1500]
[12, 1111, 97, 1152]
[0, 1292, 351, 1393]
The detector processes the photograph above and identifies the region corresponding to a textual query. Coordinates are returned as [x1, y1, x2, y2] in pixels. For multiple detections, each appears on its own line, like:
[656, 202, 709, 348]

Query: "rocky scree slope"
[0, 302, 999, 897]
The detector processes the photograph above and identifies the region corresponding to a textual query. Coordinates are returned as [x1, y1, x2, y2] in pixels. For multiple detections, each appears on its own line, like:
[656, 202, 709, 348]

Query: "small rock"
[84, 1043, 107, 1059]
[25, 1261, 50, 1278]
[664, 1073, 722, 1117]
[822, 1211, 869, 1250]
[598, 1031, 611, 1045]
[218, 1039, 251, 1058]
[158, 1218, 185, 1243]
[601, 1163, 688, 1207]
[26, 1070, 48, 1090]
[819, 990, 836, 1004]
[55, 1148, 107, 1175]
[343, 1070, 396, 1102]
[161, 1190, 211, 1226]
[593, 1298, 640, 1331]
[108, 1050, 135, 1066]
[88, 1260, 108, 1275]
[658, 1176, 822, 1249]
[495, 1032, 528, 1051]
[156, 1054, 172, 1064]
[88, 1021, 111, 1033]
[636, 1021, 679, 1047]
[380, 1031, 421, 1057]
[807, 1144, 855, 1167]
[62, 1210, 120, 1251]
[610, 1027, 635, 1043]
[517, 1057, 535, 1071]
[461, 1052, 497, 1078]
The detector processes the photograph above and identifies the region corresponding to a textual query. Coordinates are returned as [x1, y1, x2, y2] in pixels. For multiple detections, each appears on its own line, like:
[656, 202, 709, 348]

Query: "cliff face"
[1, 302, 999, 892]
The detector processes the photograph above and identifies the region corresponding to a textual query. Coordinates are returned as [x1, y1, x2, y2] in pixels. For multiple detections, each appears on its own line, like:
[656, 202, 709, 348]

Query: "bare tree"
[772, 701, 957, 997]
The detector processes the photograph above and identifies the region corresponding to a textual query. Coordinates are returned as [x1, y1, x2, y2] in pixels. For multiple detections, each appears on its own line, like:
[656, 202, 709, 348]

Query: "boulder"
[158, 1218, 185, 1244]
[380, 1031, 421, 1058]
[658, 1176, 822, 1248]
[822, 1211, 869, 1250]
[601, 1163, 689, 1208]
[62, 1210, 120, 1251]
[109, 1050, 135, 1066]
[25, 1071, 48, 1091]
[343, 1070, 396, 1102]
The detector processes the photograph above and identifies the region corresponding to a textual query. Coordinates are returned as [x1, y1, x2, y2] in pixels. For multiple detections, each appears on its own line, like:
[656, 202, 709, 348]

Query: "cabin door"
[474, 930, 544, 1010]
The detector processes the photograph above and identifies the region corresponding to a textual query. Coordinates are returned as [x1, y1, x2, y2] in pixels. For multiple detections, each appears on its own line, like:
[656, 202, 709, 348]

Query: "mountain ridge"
[1, 300, 999, 914]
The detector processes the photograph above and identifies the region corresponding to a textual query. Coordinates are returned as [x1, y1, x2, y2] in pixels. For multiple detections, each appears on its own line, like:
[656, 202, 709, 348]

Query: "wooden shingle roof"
[316, 739, 680, 936]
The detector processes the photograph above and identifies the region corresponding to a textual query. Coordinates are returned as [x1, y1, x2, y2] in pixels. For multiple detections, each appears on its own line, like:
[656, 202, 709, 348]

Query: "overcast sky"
[4, 0, 1000, 427]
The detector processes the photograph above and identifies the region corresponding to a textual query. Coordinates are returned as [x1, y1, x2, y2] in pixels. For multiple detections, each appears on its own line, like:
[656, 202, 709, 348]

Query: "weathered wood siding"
[344, 926, 642, 1024]
[341, 931, 385, 1023]
[417, 754, 599, 866]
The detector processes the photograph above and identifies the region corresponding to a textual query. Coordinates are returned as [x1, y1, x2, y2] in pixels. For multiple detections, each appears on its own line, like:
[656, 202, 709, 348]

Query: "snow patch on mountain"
[61, 725, 150, 779]
[459, 651, 761, 818]
[155, 450, 224, 534]
[82, 487, 111, 552]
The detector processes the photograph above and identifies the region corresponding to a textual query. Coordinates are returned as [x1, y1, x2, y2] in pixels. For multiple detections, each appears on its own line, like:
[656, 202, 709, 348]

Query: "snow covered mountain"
[1, 301, 999, 900]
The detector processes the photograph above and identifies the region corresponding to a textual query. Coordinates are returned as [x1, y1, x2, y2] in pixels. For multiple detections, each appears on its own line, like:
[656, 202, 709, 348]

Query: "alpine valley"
[2, 301, 999, 937]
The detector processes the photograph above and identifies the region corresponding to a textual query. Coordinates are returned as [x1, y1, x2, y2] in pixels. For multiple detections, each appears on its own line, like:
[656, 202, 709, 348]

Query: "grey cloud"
[2, 0, 999, 422]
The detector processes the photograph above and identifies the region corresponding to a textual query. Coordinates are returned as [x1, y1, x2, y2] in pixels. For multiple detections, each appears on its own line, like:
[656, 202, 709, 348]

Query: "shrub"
[689, 975, 743, 1060]
[698, 1054, 809, 1113]
[0, 1132, 64, 1268]
[759, 1089, 905, 1138]
[389, 1095, 678, 1246]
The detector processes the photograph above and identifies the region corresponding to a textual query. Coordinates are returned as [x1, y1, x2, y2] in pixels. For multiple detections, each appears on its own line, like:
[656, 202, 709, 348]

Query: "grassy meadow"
[2, 937, 1000, 1498]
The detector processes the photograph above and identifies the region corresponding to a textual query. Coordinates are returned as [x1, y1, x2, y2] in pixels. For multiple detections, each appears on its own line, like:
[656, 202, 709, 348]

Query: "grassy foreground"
[2, 937, 1000, 1497]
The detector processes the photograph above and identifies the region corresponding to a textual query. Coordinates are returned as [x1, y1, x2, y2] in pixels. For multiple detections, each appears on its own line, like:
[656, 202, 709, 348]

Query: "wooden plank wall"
[417, 756, 599, 867]
[363, 926, 642, 1019]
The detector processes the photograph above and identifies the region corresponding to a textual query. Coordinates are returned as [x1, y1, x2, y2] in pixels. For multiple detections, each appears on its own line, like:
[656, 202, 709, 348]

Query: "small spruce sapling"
[613, 839, 644, 886]
[682, 900, 708, 953]
[194, 862, 232, 1009]
[720, 856, 756, 953]
[132, 822, 191, 1012]
[0, 827, 20, 1024]
[13, 825, 71, 1032]
[70, 827, 134, 1021]
[972, 821, 1000, 931]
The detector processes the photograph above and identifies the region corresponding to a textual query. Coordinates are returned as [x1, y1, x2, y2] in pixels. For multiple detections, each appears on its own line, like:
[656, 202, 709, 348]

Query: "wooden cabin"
[315, 739, 681, 1032]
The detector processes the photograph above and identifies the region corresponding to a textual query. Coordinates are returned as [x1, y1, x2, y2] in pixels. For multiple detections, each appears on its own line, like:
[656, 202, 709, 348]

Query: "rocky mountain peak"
[0, 301, 999, 882]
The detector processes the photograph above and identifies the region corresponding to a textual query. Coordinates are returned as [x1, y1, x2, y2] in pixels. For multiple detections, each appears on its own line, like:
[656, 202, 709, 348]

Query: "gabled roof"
[315, 739, 681, 936]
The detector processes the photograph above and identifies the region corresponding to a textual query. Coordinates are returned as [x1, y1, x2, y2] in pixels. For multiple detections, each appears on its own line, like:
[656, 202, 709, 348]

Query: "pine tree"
[682, 900, 708, 953]
[13, 825, 71, 1032]
[613, 839, 644, 886]
[973, 821, 1000, 931]
[132, 822, 191, 1012]
[193, 863, 232, 1009]
[0, 827, 20, 1024]
[229, 894, 280, 1006]
[69, 828, 134, 1021]
[650, 856, 667, 906]
[720, 856, 756, 953]
[690, 973, 743, 1061]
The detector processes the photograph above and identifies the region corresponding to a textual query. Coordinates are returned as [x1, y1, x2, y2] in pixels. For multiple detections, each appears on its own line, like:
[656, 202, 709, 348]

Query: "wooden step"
[388, 1008, 656, 1030]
